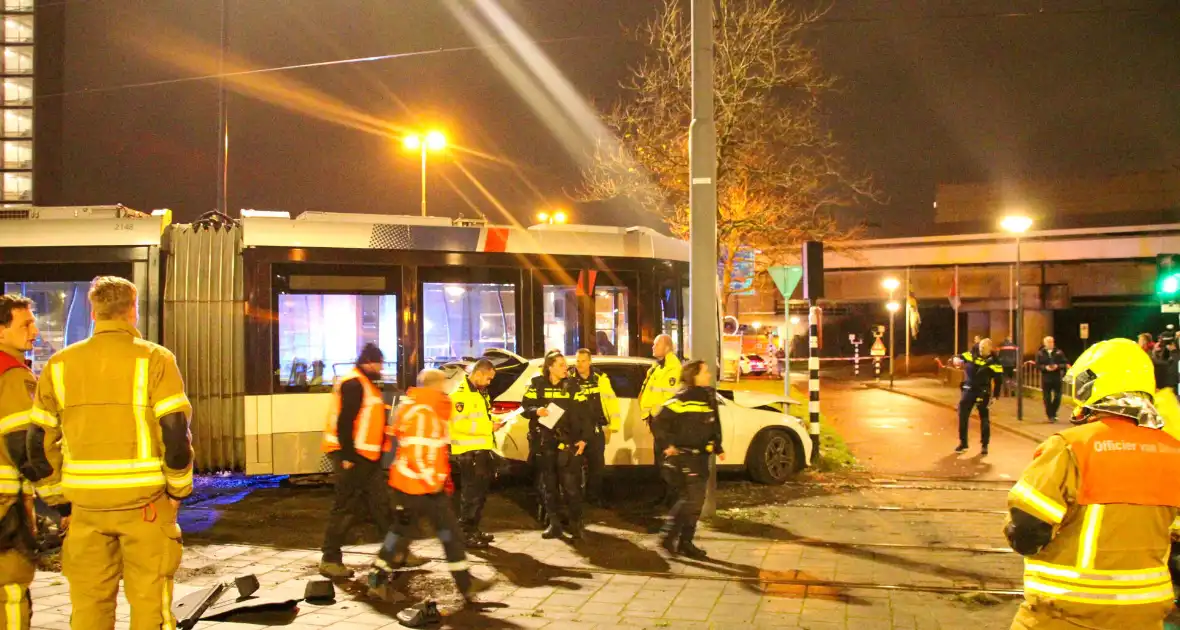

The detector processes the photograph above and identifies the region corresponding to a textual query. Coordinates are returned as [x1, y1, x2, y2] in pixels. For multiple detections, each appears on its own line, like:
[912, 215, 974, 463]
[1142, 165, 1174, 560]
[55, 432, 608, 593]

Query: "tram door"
[540, 270, 635, 357]
[1, 262, 137, 374]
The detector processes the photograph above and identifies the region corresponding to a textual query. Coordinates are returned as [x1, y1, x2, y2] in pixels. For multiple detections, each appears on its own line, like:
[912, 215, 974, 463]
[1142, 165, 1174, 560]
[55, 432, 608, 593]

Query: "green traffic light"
[1162, 273, 1180, 296]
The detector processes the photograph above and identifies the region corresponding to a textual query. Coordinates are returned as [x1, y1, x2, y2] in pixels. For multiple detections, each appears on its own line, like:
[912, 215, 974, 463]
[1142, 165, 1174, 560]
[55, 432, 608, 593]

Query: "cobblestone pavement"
[28, 477, 1026, 630]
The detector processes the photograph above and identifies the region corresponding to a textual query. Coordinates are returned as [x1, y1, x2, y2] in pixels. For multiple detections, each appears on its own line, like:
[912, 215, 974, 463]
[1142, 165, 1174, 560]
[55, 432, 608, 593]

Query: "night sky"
[42, 0, 1180, 235]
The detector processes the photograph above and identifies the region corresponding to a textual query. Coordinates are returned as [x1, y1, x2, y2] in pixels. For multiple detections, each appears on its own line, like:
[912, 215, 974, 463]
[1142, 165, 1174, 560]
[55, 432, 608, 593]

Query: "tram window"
[594, 286, 629, 356]
[422, 282, 516, 366]
[595, 363, 649, 399]
[3, 281, 92, 374]
[542, 285, 578, 355]
[660, 285, 681, 344]
[277, 293, 398, 391]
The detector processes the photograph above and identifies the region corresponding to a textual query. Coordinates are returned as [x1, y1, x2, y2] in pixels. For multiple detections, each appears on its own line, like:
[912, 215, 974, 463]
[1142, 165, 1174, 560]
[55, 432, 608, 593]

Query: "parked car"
[739, 354, 768, 376]
[440, 349, 811, 484]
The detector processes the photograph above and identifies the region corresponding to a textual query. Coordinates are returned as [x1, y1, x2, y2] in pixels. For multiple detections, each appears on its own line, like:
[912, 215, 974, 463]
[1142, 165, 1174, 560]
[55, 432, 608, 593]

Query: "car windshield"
[747, 354, 764, 361]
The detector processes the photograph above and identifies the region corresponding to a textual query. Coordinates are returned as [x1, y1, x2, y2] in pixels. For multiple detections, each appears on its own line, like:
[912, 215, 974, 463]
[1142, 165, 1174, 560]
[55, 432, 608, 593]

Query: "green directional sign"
[769, 265, 803, 298]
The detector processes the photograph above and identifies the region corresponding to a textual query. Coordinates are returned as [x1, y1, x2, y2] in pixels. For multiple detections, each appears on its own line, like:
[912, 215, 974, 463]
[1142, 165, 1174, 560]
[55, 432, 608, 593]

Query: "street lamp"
[536, 210, 569, 225]
[403, 130, 447, 217]
[1001, 214, 1033, 421]
[886, 300, 900, 388]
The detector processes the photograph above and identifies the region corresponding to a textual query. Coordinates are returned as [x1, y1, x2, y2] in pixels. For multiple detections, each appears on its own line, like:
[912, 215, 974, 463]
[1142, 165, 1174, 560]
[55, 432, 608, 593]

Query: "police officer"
[956, 338, 1003, 455]
[569, 348, 620, 505]
[1006, 338, 1180, 630]
[639, 334, 681, 506]
[449, 358, 502, 550]
[523, 351, 591, 540]
[26, 276, 194, 630]
[651, 360, 722, 560]
[319, 343, 396, 578]
[0, 295, 68, 630]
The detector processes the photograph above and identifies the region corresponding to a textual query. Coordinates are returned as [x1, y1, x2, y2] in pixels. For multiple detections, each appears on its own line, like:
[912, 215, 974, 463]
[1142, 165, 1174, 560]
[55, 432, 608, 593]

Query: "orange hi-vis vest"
[322, 368, 387, 462]
[388, 387, 452, 495]
[1071, 418, 1180, 506]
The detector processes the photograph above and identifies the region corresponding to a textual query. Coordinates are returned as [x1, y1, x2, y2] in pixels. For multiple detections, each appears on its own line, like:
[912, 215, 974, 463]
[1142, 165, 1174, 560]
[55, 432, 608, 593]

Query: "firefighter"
[0, 295, 66, 630]
[569, 348, 620, 505]
[956, 338, 1003, 455]
[449, 358, 502, 550]
[523, 351, 592, 540]
[639, 334, 682, 506]
[320, 343, 396, 578]
[1006, 338, 1180, 630]
[652, 359, 722, 560]
[25, 276, 193, 630]
[369, 369, 492, 604]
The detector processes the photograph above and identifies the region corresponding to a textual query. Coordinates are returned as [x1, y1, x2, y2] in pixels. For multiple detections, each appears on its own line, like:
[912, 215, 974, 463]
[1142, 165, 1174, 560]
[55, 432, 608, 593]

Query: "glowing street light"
[882, 277, 901, 293]
[1001, 214, 1033, 420]
[885, 301, 900, 313]
[403, 130, 447, 217]
[536, 209, 569, 225]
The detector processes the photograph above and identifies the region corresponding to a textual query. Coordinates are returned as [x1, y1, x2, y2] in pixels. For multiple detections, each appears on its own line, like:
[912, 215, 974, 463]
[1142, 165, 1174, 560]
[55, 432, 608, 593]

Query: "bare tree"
[580, 0, 876, 303]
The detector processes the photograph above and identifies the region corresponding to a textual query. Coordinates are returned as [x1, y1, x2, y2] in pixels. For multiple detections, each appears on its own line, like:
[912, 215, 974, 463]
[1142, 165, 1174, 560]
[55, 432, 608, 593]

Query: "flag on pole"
[907, 289, 921, 339]
[948, 266, 961, 311]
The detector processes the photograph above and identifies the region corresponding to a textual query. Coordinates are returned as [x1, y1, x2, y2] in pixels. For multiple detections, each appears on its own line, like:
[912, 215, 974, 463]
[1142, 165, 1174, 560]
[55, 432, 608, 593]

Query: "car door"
[595, 361, 654, 466]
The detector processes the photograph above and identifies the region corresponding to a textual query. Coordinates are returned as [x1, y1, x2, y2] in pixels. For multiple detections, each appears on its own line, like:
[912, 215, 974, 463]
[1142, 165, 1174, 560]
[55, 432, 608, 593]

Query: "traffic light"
[1159, 254, 1180, 300]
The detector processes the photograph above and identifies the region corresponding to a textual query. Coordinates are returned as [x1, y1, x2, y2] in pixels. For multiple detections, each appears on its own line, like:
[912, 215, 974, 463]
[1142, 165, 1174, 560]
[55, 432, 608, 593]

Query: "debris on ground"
[956, 591, 1005, 606]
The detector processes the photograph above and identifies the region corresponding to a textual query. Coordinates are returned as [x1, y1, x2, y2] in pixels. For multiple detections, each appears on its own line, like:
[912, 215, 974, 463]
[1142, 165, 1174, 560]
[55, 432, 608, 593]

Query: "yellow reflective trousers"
[0, 550, 32, 630]
[64, 495, 183, 630]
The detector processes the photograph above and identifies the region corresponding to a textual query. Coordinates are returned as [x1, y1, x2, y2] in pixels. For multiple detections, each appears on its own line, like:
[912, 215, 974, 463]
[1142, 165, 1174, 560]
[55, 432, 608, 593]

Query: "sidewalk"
[866, 378, 1063, 445]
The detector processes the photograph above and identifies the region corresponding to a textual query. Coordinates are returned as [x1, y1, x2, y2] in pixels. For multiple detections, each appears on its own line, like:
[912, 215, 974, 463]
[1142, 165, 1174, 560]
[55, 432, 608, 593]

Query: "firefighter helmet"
[1064, 338, 1162, 428]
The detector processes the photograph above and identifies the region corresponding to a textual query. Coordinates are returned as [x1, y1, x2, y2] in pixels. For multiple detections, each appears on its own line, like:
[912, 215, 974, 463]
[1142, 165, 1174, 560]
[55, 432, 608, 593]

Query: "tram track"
[765, 503, 1007, 515]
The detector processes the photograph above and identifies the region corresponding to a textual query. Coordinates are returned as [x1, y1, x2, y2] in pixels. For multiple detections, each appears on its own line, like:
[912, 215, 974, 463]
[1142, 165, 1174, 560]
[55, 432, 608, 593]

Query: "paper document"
[495, 407, 525, 430]
[538, 403, 564, 430]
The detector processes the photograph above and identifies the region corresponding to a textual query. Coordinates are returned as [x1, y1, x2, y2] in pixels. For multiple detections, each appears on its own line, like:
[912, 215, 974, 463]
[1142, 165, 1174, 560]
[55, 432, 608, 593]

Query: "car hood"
[727, 391, 802, 409]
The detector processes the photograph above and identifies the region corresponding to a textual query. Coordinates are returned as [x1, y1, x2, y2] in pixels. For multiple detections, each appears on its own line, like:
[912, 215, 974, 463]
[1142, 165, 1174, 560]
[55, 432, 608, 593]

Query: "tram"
[0, 206, 691, 475]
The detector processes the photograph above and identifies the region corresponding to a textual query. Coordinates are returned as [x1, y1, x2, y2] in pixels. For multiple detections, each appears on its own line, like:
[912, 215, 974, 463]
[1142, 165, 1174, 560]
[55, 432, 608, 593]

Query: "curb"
[864, 383, 1050, 444]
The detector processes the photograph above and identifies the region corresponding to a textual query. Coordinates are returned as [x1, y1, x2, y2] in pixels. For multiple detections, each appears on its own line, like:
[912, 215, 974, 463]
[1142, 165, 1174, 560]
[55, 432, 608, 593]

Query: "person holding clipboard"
[522, 351, 593, 541]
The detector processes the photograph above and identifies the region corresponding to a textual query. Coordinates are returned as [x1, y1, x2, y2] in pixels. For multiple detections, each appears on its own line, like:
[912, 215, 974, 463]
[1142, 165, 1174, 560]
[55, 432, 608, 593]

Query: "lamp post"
[882, 277, 900, 388]
[403, 130, 447, 217]
[1001, 215, 1033, 421]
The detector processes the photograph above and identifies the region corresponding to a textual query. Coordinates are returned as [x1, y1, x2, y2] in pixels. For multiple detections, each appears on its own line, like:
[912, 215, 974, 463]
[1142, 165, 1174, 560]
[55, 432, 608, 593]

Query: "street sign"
[870, 338, 886, 357]
[1163, 303, 1180, 314]
[769, 265, 803, 299]
[1079, 323, 1089, 339]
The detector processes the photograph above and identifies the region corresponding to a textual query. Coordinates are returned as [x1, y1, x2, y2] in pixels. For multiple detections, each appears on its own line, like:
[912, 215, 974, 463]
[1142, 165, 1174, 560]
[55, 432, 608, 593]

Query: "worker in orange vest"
[369, 369, 492, 612]
[319, 343, 395, 579]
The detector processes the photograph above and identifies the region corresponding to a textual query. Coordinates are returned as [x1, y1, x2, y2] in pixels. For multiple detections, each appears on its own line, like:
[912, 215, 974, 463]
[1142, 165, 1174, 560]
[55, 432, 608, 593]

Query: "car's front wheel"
[746, 429, 800, 484]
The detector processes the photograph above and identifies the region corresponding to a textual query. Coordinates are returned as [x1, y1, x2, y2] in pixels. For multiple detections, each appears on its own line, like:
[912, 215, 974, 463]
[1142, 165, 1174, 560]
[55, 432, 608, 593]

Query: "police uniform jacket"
[960, 350, 1003, 397]
[651, 386, 723, 456]
[569, 367, 621, 433]
[521, 375, 592, 450]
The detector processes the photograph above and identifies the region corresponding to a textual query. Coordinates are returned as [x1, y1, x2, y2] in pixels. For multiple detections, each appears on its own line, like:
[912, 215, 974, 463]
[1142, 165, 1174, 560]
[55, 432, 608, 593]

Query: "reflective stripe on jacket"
[639, 354, 682, 418]
[0, 346, 35, 514]
[322, 368, 387, 462]
[28, 320, 194, 511]
[389, 387, 452, 495]
[449, 378, 494, 455]
[570, 369, 621, 432]
[1007, 418, 1180, 628]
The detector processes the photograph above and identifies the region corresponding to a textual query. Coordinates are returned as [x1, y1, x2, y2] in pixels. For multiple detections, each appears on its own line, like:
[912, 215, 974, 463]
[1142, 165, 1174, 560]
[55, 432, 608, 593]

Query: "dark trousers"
[957, 389, 991, 448]
[662, 453, 708, 544]
[378, 491, 472, 592]
[1042, 379, 1063, 420]
[321, 454, 392, 563]
[537, 446, 584, 525]
[584, 428, 606, 502]
[451, 450, 494, 532]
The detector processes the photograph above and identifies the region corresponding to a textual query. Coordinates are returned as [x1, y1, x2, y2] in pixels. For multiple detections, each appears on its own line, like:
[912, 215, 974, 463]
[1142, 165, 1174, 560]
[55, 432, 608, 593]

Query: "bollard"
[874, 358, 880, 382]
[808, 304, 821, 465]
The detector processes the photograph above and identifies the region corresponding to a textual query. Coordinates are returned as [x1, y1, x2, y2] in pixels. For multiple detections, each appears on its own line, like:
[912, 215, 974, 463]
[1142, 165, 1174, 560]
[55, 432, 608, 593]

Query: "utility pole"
[216, 0, 229, 214]
[689, 0, 720, 518]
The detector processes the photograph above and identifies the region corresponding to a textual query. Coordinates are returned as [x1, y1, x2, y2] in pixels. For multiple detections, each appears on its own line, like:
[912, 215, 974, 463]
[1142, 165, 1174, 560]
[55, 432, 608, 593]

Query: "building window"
[2, 281, 92, 374]
[2, 0, 33, 13]
[2, 78, 31, 106]
[422, 282, 516, 367]
[594, 286, 629, 356]
[1, 47, 32, 74]
[3, 138, 30, 168]
[2, 16, 32, 44]
[1, 108, 29, 137]
[2, 171, 30, 201]
[276, 293, 398, 391]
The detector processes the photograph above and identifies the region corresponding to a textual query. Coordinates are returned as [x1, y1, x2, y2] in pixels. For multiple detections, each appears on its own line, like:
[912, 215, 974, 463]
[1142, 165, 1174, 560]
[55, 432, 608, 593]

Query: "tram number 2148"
[114, 223, 136, 231]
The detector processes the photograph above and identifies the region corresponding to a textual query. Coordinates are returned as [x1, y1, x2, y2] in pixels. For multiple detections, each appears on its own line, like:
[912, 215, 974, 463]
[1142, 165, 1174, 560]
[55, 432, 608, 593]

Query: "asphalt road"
[821, 381, 1036, 481]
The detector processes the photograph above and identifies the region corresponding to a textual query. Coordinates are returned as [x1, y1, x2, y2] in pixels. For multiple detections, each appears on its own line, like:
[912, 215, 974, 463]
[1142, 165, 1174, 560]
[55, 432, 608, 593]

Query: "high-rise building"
[1, 0, 33, 208]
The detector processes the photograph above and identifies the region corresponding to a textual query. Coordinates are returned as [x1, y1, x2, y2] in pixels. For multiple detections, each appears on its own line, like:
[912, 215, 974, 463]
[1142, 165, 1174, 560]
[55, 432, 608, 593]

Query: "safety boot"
[318, 561, 354, 579]
[464, 532, 490, 550]
[366, 568, 406, 602]
[679, 541, 708, 560]
[462, 576, 495, 605]
[474, 530, 495, 543]
[568, 519, 584, 541]
[541, 518, 563, 539]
